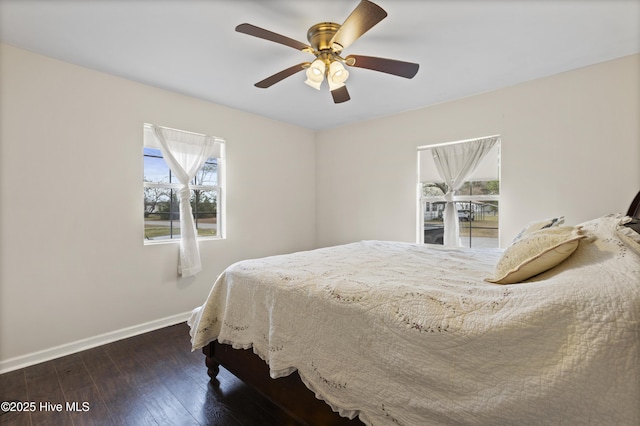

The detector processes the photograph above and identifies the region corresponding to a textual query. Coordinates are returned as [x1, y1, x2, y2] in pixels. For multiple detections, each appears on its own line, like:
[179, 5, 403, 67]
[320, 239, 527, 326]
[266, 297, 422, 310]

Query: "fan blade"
[236, 23, 311, 51]
[346, 54, 419, 78]
[330, 0, 387, 51]
[331, 85, 351, 104]
[255, 62, 310, 88]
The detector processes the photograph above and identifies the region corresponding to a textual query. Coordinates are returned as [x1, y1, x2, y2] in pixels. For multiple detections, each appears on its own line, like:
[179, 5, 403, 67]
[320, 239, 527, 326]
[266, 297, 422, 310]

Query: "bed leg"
[202, 343, 220, 380]
[205, 355, 220, 379]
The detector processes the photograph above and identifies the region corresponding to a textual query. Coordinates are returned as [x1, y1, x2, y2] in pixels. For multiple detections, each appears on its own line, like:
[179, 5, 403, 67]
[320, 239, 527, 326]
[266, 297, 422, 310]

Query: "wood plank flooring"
[0, 323, 303, 425]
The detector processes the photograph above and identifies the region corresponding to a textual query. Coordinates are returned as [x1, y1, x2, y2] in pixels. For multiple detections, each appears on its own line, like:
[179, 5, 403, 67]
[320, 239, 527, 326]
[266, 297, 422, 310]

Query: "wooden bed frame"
[202, 190, 640, 426]
[625, 190, 640, 232]
[203, 341, 362, 425]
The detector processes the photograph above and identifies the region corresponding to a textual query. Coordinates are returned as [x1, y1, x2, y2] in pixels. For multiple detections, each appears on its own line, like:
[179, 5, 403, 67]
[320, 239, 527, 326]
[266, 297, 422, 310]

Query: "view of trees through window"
[143, 147, 219, 241]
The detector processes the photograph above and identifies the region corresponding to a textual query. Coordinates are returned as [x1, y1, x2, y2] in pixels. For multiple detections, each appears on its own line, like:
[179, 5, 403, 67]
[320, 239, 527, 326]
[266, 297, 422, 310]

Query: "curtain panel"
[147, 124, 224, 277]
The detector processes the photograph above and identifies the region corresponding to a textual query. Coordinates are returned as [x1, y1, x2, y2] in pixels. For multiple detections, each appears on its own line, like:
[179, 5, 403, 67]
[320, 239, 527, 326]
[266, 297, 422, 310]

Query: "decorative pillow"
[486, 226, 586, 284]
[510, 216, 565, 245]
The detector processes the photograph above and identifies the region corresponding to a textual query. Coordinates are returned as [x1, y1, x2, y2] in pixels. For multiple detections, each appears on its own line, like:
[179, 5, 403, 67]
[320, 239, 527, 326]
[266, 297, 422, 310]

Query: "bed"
[189, 192, 640, 425]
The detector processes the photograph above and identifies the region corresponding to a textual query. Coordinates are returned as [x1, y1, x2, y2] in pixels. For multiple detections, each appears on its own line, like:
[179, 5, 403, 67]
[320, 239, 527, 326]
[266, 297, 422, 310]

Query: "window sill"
[144, 236, 224, 246]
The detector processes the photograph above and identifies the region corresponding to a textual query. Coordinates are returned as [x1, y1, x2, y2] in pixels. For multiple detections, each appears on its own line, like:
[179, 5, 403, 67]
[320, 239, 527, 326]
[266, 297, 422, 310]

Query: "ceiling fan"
[236, 0, 419, 104]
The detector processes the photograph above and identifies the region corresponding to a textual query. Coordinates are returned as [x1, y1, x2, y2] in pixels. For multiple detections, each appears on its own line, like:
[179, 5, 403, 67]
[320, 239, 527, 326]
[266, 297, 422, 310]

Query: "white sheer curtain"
[432, 136, 498, 247]
[149, 125, 224, 277]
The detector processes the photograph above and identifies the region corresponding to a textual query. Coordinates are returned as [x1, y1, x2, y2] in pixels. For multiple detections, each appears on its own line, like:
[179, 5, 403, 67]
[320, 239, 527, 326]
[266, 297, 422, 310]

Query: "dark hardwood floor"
[0, 323, 303, 425]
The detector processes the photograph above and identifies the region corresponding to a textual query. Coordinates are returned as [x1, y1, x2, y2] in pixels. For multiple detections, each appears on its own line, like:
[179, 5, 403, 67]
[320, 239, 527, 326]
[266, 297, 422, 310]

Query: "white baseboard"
[0, 311, 192, 374]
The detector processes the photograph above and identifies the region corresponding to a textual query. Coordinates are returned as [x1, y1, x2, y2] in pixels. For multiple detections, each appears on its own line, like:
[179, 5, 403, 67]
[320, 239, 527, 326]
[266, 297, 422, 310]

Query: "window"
[418, 137, 500, 248]
[143, 124, 224, 243]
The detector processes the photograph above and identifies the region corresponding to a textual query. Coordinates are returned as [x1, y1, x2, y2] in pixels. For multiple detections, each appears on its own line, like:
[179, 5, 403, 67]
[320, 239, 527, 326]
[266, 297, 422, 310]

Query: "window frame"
[418, 138, 500, 248]
[143, 131, 224, 244]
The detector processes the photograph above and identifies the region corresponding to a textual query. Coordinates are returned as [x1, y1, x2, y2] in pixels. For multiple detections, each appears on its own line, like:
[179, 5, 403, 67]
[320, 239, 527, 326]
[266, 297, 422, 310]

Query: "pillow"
[486, 226, 586, 284]
[511, 216, 565, 245]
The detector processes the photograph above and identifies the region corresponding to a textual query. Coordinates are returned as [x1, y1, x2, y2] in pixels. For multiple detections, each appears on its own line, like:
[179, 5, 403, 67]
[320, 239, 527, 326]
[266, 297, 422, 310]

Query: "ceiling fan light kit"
[235, 0, 419, 104]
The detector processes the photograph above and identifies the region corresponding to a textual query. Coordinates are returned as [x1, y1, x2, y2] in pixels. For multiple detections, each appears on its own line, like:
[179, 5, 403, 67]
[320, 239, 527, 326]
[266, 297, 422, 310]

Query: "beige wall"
[315, 54, 640, 248]
[0, 44, 316, 369]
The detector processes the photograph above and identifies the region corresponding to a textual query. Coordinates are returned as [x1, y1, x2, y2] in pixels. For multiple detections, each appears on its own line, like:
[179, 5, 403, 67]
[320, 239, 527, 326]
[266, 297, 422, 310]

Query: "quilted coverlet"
[189, 215, 640, 425]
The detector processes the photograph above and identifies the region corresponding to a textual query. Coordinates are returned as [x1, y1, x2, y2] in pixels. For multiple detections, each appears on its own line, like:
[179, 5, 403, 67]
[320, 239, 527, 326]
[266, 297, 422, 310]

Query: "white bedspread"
[189, 215, 640, 425]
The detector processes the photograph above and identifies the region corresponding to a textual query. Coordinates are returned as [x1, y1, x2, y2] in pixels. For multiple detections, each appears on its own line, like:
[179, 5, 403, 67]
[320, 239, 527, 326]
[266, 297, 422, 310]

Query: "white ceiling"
[1, 0, 638, 130]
